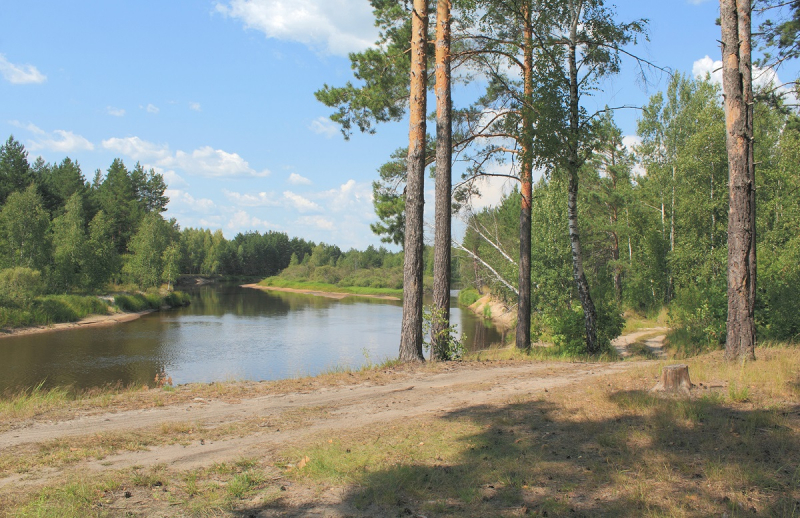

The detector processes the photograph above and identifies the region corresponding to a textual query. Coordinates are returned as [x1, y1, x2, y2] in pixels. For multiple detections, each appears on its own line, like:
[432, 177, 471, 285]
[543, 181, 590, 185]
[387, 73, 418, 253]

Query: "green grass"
[259, 277, 402, 298]
[112, 291, 190, 312]
[0, 295, 110, 329]
[457, 288, 481, 307]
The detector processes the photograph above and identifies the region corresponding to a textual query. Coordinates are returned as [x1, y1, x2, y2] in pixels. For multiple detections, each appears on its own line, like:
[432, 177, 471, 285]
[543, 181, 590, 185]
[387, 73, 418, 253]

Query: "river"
[0, 283, 506, 393]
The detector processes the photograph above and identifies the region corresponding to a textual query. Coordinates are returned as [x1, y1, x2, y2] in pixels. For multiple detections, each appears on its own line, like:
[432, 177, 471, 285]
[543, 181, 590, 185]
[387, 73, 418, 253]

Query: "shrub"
[0, 267, 43, 306]
[457, 288, 481, 307]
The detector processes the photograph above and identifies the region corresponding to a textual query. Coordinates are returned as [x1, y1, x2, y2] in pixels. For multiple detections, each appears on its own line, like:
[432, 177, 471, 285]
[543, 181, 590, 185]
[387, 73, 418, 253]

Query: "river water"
[0, 284, 506, 393]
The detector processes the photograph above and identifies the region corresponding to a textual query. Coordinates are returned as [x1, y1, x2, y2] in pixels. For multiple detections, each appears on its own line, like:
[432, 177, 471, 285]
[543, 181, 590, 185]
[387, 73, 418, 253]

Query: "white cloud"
[9, 120, 45, 135]
[102, 136, 170, 161]
[309, 116, 339, 138]
[283, 191, 322, 212]
[224, 189, 280, 206]
[157, 168, 189, 189]
[622, 135, 642, 153]
[227, 209, 274, 231]
[189, 102, 201, 112]
[146, 103, 160, 114]
[692, 55, 723, 84]
[296, 215, 335, 230]
[319, 179, 372, 212]
[288, 172, 312, 185]
[29, 130, 94, 153]
[107, 106, 126, 117]
[166, 189, 216, 213]
[0, 54, 46, 84]
[102, 136, 270, 178]
[215, 0, 379, 56]
[692, 55, 795, 102]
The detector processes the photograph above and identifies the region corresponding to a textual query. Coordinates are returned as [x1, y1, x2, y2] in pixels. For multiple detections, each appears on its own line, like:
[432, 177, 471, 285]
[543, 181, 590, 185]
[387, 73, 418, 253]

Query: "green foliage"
[0, 267, 43, 306]
[457, 288, 481, 307]
[423, 305, 465, 361]
[0, 184, 51, 271]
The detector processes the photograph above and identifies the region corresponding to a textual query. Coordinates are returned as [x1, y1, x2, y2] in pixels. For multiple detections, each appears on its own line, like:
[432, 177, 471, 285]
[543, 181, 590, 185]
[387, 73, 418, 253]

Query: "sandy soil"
[468, 294, 515, 329]
[611, 327, 669, 358]
[0, 357, 645, 491]
[242, 283, 401, 301]
[0, 310, 155, 340]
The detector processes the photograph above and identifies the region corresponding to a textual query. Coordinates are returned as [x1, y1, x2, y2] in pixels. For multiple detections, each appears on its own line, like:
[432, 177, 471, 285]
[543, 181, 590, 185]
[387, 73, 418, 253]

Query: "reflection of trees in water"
[458, 308, 505, 352]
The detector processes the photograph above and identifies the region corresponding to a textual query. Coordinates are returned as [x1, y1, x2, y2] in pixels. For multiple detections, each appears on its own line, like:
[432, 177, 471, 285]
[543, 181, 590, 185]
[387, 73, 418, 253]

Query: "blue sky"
[0, 0, 793, 249]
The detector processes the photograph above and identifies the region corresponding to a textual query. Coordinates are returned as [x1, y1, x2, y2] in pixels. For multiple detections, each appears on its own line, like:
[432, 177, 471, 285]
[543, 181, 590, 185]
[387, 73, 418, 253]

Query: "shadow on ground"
[241, 388, 800, 517]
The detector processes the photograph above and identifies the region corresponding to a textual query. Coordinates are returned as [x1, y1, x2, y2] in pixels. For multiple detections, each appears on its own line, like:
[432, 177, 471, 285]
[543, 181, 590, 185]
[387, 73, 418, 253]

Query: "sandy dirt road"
[0, 357, 648, 489]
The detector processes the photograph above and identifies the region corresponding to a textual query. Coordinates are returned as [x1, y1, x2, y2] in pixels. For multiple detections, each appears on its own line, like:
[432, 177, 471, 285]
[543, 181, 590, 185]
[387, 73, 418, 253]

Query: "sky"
[0, 0, 795, 250]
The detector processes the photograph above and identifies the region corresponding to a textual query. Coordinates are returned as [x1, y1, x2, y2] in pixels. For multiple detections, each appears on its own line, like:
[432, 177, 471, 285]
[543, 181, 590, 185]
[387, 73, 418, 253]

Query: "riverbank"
[0, 291, 190, 339]
[1, 344, 797, 517]
[245, 280, 402, 300]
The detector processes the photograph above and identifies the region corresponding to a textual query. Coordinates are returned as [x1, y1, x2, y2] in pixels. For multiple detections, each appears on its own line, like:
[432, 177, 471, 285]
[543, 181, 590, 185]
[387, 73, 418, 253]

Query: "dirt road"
[0, 357, 646, 489]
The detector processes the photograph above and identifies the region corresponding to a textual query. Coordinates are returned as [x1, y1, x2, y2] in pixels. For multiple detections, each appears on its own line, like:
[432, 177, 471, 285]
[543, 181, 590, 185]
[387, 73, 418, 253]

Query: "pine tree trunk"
[515, 2, 534, 351]
[720, 0, 756, 361]
[567, 6, 599, 354]
[431, 0, 452, 361]
[399, 0, 428, 363]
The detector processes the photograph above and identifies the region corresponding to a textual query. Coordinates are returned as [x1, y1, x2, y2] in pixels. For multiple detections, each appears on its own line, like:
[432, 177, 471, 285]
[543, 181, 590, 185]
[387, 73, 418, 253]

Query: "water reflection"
[0, 284, 505, 392]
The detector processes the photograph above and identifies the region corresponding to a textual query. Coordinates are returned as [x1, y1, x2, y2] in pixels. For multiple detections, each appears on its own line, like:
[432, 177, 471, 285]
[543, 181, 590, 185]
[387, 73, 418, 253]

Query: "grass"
[0, 290, 190, 331]
[622, 307, 669, 333]
[2, 344, 798, 517]
[258, 276, 402, 298]
[457, 288, 481, 307]
[274, 344, 800, 517]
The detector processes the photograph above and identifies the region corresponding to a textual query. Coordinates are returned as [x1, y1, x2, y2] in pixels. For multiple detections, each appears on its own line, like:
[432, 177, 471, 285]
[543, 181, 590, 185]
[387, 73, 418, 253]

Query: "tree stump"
[652, 364, 693, 392]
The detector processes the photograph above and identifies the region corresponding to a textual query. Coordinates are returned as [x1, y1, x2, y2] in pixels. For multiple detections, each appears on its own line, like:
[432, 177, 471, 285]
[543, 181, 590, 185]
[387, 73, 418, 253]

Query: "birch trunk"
[566, 1, 599, 353]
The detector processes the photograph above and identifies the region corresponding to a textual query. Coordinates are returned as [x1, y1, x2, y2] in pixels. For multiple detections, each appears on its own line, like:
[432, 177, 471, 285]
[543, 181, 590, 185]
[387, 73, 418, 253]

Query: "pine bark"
[720, 0, 756, 361]
[566, 3, 599, 354]
[515, 2, 534, 350]
[431, 0, 453, 361]
[399, 0, 428, 362]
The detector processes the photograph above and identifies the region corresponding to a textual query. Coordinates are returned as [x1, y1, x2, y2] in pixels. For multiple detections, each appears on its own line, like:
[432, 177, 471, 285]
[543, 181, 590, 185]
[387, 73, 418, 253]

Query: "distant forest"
[0, 135, 403, 295]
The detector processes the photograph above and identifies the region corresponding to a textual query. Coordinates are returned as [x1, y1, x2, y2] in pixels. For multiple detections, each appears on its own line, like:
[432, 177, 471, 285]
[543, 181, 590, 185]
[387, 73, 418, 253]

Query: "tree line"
[0, 136, 328, 297]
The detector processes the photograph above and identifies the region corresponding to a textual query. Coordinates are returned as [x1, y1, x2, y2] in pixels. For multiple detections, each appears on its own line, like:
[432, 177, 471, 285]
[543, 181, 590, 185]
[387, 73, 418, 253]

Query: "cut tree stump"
[652, 364, 693, 393]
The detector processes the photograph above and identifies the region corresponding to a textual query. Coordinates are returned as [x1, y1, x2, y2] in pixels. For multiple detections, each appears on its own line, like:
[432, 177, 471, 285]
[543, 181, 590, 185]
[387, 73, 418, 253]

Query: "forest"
[315, 0, 799, 362]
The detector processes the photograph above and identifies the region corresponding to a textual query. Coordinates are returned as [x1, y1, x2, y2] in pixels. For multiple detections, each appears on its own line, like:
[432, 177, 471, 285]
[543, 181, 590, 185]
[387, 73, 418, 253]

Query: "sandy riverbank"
[241, 283, 401, 301]
[0, 310, 155, 340]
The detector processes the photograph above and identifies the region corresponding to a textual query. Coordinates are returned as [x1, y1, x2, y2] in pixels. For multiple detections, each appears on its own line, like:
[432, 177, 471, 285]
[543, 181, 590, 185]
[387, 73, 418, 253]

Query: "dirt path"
[611, 327, 669, 358]
[0, 359, 642, 489]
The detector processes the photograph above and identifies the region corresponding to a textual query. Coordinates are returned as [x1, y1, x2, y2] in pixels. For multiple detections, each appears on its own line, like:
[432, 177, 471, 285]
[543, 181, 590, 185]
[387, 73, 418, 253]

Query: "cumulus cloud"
[0, 54, 46, 84]
[102, 136, 270, 178]
[288, 172, 312, 185]
[319, 179, 372, 212]
[215, 0, 378, 56]
[189, 102, 201, 111]
[693, 55, 795, 102]
[165, 189, 216, 214]
[227, 210, 274, 231]
[224, 189, 280, 206]
[102, 136, 170, 161]
[107, 106, 126, 117]
[146, 103, 160, 114]
[29, 130, 94, 153]
[283, 191, 322, 212]
[309, 116, 339, 138]
[622, 135, 642, 153]
[296, 215, 335, 230]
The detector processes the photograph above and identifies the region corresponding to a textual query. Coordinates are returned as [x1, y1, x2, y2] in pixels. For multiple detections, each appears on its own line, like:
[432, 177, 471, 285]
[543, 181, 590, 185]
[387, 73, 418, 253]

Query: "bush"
[544, 298, 624, 356]
[458, 288, 481, 307]
[0, 267, 43, 306]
